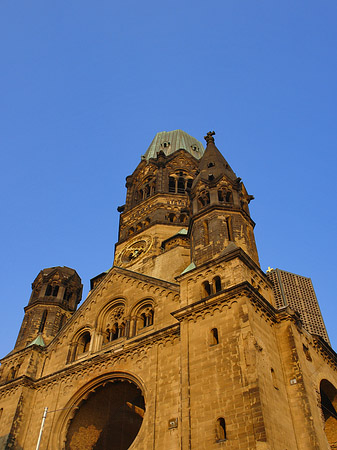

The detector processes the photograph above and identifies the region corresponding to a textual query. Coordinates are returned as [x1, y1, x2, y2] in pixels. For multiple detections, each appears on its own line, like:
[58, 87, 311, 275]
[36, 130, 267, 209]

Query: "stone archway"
[320, 379, 337, 449]
[65, 378, 145, 450]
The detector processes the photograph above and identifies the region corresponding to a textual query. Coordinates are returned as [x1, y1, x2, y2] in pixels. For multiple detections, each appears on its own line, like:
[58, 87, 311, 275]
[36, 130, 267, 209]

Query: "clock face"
[116, 236, 153, 267]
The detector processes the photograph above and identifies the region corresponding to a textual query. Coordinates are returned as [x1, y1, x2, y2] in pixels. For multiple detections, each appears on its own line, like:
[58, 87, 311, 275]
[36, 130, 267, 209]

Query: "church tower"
[14, 266, 82, 350]
[1, 129, 337, 450]
[114, 130, 204, 282]
[189, 131, 258, 267]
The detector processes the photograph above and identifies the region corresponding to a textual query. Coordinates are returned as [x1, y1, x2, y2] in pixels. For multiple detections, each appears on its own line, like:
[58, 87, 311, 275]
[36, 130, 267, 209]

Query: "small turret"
[14, 267, 82, 350]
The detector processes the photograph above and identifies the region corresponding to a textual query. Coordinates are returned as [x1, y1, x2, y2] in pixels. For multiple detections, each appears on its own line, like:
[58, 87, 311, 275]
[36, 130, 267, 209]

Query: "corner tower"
[14, 266, 82, 350]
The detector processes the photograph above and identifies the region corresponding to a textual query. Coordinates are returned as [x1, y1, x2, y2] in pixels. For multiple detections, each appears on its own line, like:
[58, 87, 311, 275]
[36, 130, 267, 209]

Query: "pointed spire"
[193, 131, 236, 187]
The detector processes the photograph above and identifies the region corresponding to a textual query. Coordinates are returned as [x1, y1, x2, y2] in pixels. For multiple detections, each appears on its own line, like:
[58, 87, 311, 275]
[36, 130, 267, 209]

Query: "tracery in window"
[168, 171, 193, 194]
[103, 306, 126, 345]
[135, 304, 154, 334]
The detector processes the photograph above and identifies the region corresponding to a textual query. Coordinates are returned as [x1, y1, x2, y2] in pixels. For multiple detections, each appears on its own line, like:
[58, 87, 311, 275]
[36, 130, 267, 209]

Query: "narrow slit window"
[226, 217, 233, 241]
[216, 417, 227, 441]
[211, 328, 219, 345]
[39, 310, 48, 333]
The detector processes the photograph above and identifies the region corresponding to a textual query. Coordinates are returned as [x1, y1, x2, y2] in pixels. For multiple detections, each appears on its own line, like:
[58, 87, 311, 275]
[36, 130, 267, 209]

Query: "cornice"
[0, 324, 180, 395]
[172, 282, 277, 323]
[176, 246, 272, 288]
[188, 203, 256, 228]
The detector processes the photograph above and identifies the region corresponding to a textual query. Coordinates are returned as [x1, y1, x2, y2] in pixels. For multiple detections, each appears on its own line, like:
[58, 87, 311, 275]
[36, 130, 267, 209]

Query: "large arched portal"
[320, 379, 337, 448]
[65, 379, 145, 450]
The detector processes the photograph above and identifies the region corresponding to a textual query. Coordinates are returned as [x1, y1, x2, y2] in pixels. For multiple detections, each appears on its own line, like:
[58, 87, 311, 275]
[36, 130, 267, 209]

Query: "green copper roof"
[143, 130, 205, 161]
[27, 334, 45, 348]
[180, 261, 196, 275]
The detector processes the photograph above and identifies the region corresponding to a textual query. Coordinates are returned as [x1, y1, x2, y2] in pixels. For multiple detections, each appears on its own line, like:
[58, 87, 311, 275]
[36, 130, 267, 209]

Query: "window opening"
[226, 191, 232, 202]
[202, 281, 212, 297]
[211, 328, 219, 345]
[226, 217, 233, 241]
[52, 285, 59, 297]
[39, 310, 48, 333]
[169, 177, 176, 193]
[45, 284, 52, 296]
[216, 417, 227, 441]
[214, 276, 221, 292]
[177, 177, 185, 194]
[168, 213, 176, 223]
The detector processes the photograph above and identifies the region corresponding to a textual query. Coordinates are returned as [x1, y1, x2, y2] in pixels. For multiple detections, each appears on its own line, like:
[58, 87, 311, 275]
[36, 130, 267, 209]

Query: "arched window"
[210, 328, 219, 345]
[202, 281, 212, 297]
[39, 310, 48, 333]
[179, 214, 187, 223]
[198, 191, 210, 209]
[45, 284, 52, 296]
[168, 173, 193, 194]
[103, 306, 126, 346]
[320, 379, 337, 447]
[213, 276, 221, 293]
[8, 367, 17, 381]
[135, 305, 154, 334]
[168, 213, 176, 223]
[216, 417, 227, 441]
[76, 331, 91, 357]
[145, 184, 150, 198]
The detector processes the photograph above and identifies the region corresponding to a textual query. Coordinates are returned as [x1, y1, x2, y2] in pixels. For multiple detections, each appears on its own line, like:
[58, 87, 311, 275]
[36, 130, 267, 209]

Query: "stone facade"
[1, 130, 337, 450]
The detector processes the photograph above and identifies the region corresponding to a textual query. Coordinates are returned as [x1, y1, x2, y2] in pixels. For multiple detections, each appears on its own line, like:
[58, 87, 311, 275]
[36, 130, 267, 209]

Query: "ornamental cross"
[204, 131, 215, 144]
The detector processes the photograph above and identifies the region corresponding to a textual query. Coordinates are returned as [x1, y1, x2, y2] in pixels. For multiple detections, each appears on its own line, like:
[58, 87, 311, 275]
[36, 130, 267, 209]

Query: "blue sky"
[0, 0, 336, 357]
